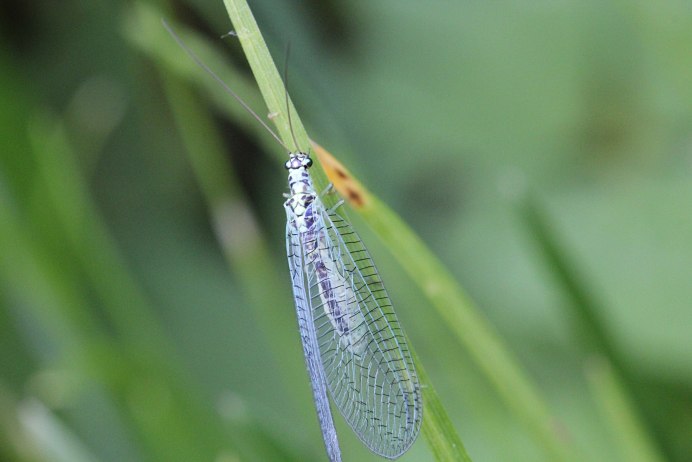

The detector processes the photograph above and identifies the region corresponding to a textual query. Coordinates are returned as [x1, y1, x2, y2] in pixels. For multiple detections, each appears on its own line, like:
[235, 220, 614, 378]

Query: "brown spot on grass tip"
[346, 188, 364, 207]
[333, 166, 348, 179]
[309, 139, 371, 209]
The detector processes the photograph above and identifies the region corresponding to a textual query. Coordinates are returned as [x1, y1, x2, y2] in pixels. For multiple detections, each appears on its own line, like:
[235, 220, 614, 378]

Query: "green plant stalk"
[221, 0, 307, 150]
[220, 0, 335, 209]
[220, 0, 468, 459]
[585, 358, 665, 462]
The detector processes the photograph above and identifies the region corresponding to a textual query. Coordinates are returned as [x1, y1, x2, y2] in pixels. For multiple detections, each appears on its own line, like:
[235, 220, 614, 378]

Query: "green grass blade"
[585, 358, 666, 462]
[520, 197, 621, 362]
[221, 0, 308, 151]
[220, 0, 334, 207]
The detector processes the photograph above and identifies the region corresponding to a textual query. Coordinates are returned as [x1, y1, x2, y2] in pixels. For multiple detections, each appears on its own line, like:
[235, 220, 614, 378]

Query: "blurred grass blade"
[124, 2, 279, 156]
[585, 358, 665, 462]
[520, 197, 621, 362]
[18, 399, 100, 462]
[521, 196, 666, 462]
[0, 383, 46, 462]
[312, 143, 577, 461]
[0, 172, 97, 354]
[27, 113, 171, 356]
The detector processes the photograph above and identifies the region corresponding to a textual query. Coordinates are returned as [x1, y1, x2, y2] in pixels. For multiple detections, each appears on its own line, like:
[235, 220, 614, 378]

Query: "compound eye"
[305, 158, 313, 168]
[284, 160, 291, 170]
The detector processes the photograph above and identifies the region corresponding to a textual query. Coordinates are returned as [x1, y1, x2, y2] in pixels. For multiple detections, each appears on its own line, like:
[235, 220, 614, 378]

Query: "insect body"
[285, 154, 367, 355]
[284, 152, 421, 460]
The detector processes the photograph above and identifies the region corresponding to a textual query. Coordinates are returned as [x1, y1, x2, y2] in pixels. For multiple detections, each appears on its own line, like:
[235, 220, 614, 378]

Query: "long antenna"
[162, 19, 289, 151]
[283, 42, 301, 152]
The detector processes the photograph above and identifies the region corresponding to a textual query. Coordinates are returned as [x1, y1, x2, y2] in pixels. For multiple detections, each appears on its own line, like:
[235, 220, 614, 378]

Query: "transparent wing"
[286, 217, 342, 462]
[304, 202, 422, 459]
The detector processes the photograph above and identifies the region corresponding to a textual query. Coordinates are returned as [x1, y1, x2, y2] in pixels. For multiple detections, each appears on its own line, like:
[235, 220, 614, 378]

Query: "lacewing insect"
[163, 20, 422, 461]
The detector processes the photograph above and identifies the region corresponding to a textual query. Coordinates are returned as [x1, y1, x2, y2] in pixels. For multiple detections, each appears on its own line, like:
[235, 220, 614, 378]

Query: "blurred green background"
[1, 0, 691, 461]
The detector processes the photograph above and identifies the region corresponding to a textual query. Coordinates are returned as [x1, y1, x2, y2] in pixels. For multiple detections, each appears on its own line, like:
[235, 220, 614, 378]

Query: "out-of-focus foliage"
[0, 0, 690, 461]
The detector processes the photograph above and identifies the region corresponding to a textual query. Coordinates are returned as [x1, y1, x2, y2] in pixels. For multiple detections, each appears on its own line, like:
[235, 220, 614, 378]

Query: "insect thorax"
[284, 152, 317, 232]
